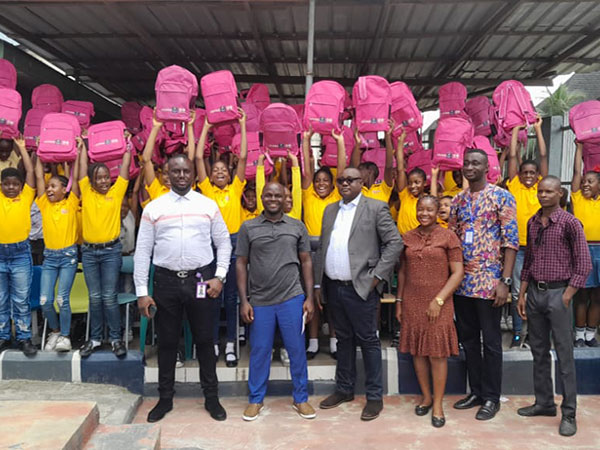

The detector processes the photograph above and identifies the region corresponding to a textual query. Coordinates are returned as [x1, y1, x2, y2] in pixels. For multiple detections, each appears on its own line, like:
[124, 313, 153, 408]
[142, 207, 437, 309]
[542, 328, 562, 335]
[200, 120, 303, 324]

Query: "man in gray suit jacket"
[314, 167, 402, 421]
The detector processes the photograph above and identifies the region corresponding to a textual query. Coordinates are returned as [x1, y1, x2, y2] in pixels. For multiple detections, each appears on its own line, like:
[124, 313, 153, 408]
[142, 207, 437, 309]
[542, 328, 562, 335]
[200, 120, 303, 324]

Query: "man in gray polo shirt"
[236, 182, 315, 421]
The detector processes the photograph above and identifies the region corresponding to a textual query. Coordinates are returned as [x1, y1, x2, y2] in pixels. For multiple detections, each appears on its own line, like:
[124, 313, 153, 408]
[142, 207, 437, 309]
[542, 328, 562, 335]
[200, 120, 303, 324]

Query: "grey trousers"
[526, 284, 577, 418]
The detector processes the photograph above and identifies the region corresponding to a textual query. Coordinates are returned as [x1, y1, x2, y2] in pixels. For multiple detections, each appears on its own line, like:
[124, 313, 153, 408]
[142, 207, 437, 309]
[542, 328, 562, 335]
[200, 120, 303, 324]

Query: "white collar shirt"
[324, 194, 361, 281]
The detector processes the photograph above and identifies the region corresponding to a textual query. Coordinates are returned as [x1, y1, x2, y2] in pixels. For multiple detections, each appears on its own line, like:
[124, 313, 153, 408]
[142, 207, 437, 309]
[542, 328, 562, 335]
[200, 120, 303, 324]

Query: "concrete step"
[84, 424, 160, 450]
[0, 400, 99, 450]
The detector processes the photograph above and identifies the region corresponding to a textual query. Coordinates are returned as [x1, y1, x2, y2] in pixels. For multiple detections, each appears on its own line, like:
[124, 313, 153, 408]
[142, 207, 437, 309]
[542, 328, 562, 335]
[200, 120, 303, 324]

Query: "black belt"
[83, 238, 120, 249]
[532, 280, 568, 291]
[328, 279, 353, 287]
[154, 264, 210, 279]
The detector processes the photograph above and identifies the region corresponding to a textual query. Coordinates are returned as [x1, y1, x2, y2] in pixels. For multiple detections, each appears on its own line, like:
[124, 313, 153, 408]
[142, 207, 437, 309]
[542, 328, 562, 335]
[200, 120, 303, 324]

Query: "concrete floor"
[133, 395, 600, 450]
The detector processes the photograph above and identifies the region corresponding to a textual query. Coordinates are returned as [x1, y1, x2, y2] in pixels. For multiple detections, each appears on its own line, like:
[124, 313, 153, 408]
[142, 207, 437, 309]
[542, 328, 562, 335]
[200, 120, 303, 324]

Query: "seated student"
[349, 120, 396, 203]
[395, 139, 427, 236]
[256, 152, 302, 220]
[571, 142, 600, 347]
[78, 138, 132, 358]
[0, 138, 20, 172]
[506, 116, 548, 348]
[0, 136, 36, 355]
[34, 141, 82, 352]
[196, 109, 247, 367]
[301, 128, 346, 359]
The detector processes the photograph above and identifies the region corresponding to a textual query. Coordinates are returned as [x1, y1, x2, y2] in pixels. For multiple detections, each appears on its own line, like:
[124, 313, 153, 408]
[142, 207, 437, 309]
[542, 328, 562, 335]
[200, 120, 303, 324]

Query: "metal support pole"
[305, 0, 316, 97]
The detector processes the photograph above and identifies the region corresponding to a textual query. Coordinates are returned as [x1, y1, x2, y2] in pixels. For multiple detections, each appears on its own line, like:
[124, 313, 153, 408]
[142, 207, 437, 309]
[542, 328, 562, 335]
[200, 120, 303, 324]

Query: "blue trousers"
[40, 245, 77, 336]
[0, 240, 33, 341]
[82, 242, 122, 342]
[249, 294, 308, 404]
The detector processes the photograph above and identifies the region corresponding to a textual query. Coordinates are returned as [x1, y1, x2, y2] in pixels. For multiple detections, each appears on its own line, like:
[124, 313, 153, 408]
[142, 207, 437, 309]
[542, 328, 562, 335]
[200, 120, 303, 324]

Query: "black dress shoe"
[147, 398, 173, 422]
[361, 399, 383, 421]
[476, 400, 500, 420]
[0, 339, 10, 353]
[319, 391, 354, 409]
[559, 416, 577, 437]
[432, 415, 446, 428]
[79, 340, 99, 358]
[330, 351, 337, 360]
[112, 340, 127, 358]
[517, 403, 557, 417]
[453, 394, 484, 410]
[205, 397, 227, 421]
[18, 339, 37, 356]
[415, 403, 433, 416]
[306, 349, 320, 360]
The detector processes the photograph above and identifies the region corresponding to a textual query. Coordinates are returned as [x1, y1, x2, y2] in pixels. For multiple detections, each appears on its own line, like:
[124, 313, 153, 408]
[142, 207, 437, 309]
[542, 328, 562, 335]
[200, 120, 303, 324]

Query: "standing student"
[0, 136, 37, 356]
[517, 176, 592, 437]
[241, 182, 258, 223]
[396, 195, 464, 428]
[449, 149, 518, 421]
[506, 117, 548, 348]
[78, 138, 132, 358]
[301, 128, 346, 359]
[571, 142, 600, 347]
[196, 109, 247, 367]
[256, 152, 302, 220]
[134, 154, 231, 423]
[237, 182, 315, 421]
[34, 141, 82, 352]
[0, 137, 20, 172]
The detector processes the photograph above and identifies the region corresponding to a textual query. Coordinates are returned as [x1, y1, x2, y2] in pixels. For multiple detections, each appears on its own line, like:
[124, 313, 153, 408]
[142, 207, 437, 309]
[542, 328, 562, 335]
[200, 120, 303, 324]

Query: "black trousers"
[154, 262, 219, 399]
[454, 295, 503, 403]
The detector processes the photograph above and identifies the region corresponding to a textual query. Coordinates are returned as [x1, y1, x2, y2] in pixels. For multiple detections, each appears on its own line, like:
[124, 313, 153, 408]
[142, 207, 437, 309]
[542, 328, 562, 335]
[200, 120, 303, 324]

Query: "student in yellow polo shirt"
[506, 116, 548, 348]
[34, 141, 82, 353]
[78, 138, 132, 359]
[241, 182, 258, 223]
[571, 142, 600, 347]
[301, 127, 346, 359]
[256, 152, 302, 220]
[395, 131, 425, 236]
[196, 108, 248, 367]
[0, 136, 36, 355]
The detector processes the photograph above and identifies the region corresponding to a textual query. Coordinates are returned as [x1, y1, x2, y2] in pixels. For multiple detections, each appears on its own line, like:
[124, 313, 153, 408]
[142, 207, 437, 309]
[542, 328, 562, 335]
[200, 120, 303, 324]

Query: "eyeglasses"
[336, 177, 362, 185]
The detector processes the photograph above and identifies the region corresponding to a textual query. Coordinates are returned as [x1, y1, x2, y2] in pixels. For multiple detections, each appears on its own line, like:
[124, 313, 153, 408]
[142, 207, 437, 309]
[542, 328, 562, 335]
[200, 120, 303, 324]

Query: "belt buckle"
[537, 281, 548, 291]
[176, 270, 189, 279]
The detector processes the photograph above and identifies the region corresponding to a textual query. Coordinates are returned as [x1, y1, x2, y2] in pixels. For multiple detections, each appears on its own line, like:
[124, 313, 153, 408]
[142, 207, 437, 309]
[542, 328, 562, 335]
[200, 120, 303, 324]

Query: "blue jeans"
[82, 242, 122, 342]
[0, 240, 33, 341]
[40, 245, 78, 336]
[249, 294, 308, 404]
[214, 233, 238, 344]
[511, 248, 525, 334]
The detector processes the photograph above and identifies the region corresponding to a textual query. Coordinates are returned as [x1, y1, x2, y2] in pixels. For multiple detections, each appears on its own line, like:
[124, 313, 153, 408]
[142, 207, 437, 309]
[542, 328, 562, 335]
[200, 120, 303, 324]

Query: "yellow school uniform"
[437, 218, 449, 229]
[571, 191, 600, 241]
[241, 208, 259, 223]
[256, 165, 303, 220]
[36, 193, 79, 250]
[302, 183, 341, 236]
[390, 203, 399, 223]
[0, 184, 35, 244]
[397, 188, 420, 235]
[147, 177, 169, 201]
[507, 177, 541, 246]
[362, 180, 393, 203]
[0, 151, 20, 172]
[199, 176, 245, 234]
[79, 176, 128, 244]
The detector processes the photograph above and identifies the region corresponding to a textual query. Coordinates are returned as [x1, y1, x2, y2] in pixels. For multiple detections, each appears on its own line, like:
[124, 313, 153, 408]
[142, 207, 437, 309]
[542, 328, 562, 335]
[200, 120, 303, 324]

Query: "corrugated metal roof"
[1, 0, 600, 109]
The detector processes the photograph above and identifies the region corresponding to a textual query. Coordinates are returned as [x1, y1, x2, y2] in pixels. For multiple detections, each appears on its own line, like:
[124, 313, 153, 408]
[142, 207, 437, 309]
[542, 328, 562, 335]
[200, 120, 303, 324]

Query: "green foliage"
[539, 85, 585, 117]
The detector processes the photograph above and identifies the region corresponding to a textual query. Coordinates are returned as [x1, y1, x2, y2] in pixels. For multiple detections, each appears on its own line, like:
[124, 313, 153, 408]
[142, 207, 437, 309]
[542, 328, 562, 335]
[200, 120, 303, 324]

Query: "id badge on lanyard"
[196, 273, 207, 299]
[464, 194, 478, 246]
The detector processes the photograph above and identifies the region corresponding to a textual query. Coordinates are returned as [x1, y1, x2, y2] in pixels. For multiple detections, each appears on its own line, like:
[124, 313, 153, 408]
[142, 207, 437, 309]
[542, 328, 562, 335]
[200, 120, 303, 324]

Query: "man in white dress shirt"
[134, 154, 232, 423]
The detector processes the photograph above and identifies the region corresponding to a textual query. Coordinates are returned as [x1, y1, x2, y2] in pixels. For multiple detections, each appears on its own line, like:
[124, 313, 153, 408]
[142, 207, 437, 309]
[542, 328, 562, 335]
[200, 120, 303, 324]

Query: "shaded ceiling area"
[1, 0, 600, 109]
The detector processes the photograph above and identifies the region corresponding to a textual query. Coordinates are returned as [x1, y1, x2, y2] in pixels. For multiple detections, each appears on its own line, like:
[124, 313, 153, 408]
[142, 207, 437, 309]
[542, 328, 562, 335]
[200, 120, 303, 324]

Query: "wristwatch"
[435, 297, 444, 306]
[500, 277, 513, 286]
[215, 275, 226, 284]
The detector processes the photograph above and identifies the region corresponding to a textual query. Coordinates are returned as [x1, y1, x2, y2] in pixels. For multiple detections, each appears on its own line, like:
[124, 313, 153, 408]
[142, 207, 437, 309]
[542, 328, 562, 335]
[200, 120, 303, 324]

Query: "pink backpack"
[465, 96, 492, 137]
[358, 131, 380, 150]
[87, 121, 127, 163]
[406, 149, 433, 184]
[104, 152, 140, 183]
[492, 80, 537, 131]
[201, 70, 240, 125]
[394, 130, 424, 156]
[390, 81, 422, 134]
[0, 59, 17, 90]
[245, 147, 273, 180]
[23, 109, 49, 151]
[233, 101, 260, 133]
[155, 65, 198, 122]
[232, 131, 259, 156]
[491, 109, 528, 148]
[0, 88, 21, 138]
[432, 116, 474, 170]
[471, 136, 501, 184]
[361, 147, 395, 183]
[569, 101, 600, 144]
[352, 76, 391, 133]
[582, 143, 600, 172]
[191, 108, 207, 144]
[291, 104, 304, 121]
[439, 82, 467, 119]
[31, 84, 63, 112]
[37, 113, 81, 163]
[245, 84, 270, 111]
[321, 125, 354, 167]
[342, 90, 353, 120]
[260, 103, 302, 158]
[303, 81, 346, 135]
[121, 102, 143, 133]
[213, 124, 235, 154]
[61, 100, 95, 129]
